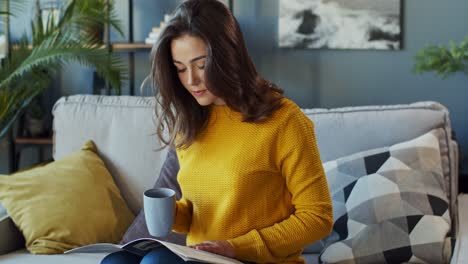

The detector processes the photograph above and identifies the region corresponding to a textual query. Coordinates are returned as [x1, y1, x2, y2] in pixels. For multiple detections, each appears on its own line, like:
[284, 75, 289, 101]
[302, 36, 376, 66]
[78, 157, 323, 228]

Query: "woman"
[102, 0, 332, 263]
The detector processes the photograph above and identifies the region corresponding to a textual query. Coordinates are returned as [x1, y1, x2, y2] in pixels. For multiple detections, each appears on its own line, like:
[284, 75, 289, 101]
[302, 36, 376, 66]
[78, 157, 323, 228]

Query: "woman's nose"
[187, 69, 200, 85]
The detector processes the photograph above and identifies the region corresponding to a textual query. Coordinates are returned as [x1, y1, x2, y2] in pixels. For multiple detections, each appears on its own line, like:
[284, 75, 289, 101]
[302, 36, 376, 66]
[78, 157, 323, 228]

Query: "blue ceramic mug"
[143, 188, 176, 238]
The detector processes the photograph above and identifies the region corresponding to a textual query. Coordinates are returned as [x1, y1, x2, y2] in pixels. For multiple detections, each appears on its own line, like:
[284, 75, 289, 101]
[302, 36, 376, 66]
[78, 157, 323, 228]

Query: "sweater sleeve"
[227, 110, 333, 263]
[172, 198, 192, 234]
[172, 148, 192, 234]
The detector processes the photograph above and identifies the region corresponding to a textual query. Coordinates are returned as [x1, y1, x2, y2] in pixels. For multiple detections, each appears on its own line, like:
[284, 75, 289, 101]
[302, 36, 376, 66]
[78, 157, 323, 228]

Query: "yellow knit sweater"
[173, 98, 333, 263]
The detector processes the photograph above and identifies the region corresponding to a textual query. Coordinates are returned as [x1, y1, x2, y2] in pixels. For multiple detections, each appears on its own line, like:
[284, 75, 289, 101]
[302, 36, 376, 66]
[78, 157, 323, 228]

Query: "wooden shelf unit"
[14, 137, 53, 145]
[112, 42, 153, 52]
[9, 136, 53, 172]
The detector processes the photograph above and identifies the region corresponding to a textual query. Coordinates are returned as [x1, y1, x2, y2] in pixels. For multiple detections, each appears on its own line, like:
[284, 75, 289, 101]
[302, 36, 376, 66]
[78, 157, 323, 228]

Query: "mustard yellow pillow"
[0, 141, 135, 254]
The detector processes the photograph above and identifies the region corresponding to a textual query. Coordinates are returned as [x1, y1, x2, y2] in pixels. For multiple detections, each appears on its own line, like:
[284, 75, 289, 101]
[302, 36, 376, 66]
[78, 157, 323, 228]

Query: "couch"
[0, 95, 467, 264]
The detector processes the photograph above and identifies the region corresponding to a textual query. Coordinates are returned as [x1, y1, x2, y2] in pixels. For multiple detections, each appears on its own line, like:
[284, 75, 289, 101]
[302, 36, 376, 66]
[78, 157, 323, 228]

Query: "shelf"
[14, 137, 53, 145]
[12, 42, 154, 52]
[111, 43, 153, 52]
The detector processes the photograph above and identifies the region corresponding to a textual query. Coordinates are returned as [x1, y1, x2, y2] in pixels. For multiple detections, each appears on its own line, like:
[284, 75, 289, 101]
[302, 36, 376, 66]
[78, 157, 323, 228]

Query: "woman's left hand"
[189, 240, 236, 258]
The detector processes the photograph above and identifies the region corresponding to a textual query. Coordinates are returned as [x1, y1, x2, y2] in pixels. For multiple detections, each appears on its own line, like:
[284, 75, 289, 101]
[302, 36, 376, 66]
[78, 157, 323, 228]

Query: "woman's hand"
[189, 240, 236, 258]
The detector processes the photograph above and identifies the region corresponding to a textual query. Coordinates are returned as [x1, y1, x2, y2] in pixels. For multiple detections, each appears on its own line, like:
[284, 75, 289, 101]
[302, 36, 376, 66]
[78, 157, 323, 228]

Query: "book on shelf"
[64, 238, 243, 264]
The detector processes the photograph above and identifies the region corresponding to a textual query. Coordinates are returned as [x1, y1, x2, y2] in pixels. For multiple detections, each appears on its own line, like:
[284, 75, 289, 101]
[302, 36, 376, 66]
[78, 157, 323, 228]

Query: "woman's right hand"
[189, 240, 236, 258]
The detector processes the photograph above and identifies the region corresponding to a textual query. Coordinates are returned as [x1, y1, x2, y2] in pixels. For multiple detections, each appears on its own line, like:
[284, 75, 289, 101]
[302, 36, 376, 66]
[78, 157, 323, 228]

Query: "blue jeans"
[101, 247, 203, 264]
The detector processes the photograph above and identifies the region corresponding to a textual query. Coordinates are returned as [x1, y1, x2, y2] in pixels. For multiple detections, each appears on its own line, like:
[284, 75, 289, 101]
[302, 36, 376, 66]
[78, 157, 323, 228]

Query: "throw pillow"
[0, 140, 135, 254]
[320, 129, 451, 264]
[121, 148, 186, 245]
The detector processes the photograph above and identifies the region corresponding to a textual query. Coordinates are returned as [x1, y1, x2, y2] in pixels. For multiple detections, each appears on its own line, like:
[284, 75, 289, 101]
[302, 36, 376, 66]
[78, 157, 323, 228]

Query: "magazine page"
[64, 243, 122, 254]
[157, 240, 243, 264]
[65, 238, 243, 264]
[64, 238, 163, 256]
[121, 238, 165, 256]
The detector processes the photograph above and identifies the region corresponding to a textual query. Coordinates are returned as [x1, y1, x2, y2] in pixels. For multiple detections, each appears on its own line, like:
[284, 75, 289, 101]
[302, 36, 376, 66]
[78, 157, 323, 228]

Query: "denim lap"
[100, 248, 203, 264]
[142, 247, 202, 264]
[101, 250, 142, 264]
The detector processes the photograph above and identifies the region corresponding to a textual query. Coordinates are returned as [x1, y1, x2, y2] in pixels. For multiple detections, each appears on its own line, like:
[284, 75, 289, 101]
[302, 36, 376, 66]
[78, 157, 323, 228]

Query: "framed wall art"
[279, 0, 402, 50]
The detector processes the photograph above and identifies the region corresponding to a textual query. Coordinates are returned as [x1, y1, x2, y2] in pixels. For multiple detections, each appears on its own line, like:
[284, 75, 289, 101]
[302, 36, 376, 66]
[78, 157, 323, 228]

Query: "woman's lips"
[192, 90, 207, 97]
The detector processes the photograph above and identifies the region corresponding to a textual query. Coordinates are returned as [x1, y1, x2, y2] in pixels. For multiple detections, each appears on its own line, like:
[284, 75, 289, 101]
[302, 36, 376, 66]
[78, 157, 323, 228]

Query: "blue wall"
[233, 0, 468, 174]
[1, 0, 467, 174]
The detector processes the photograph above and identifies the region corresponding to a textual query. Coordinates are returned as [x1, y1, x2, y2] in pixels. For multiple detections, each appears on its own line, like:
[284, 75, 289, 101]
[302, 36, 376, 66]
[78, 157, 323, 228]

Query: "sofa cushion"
[0, 141, 135, 254]
[121, 148, 186, 245]
[52, 97, 457, 218]
[320, 129, 451, 264]
[0, 203, 24, 255]
[52, 96, 169, 214]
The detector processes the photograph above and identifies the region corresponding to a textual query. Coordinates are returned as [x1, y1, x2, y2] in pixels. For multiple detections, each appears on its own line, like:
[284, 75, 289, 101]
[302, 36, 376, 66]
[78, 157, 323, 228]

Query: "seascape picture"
[279, 0, 402, 50]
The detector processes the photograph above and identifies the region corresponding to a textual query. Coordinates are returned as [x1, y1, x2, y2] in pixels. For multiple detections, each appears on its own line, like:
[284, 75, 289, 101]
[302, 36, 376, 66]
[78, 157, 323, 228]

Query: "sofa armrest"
[451, 194, 468, 264]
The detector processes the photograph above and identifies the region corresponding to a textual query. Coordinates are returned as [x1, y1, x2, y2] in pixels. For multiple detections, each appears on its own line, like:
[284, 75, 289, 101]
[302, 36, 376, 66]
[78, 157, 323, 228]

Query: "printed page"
[64, 238, 244, 263]
[157, 240, 243, 264]
[64, 243, 122, 254]
[121, 238, 164, 256]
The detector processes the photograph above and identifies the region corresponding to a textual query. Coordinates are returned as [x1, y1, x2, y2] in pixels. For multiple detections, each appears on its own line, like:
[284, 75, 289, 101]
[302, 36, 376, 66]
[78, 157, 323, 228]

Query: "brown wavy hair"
[151, 0, 284, 149]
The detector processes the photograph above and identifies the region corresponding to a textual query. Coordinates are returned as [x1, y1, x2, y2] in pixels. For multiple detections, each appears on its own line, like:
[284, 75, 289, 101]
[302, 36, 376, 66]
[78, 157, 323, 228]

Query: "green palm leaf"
[0, 0, 127, 139]
[0, 84, 45, 137]
[1, 32, 126, 92]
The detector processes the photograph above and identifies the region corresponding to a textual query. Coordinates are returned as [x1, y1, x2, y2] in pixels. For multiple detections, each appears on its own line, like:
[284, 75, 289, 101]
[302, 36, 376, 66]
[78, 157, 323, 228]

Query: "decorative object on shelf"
[0, 0, 126, 139]
[36, 0, 63, 30]
[413, 36, 468, 79]
[279, 0, 402, 50]
[145, 14, 171, 44]
[24, 99, 46, 137]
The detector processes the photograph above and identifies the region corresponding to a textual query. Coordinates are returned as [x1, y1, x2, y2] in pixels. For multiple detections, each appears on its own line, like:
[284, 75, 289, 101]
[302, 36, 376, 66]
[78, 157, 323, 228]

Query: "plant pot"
[27, 118, 45, 137]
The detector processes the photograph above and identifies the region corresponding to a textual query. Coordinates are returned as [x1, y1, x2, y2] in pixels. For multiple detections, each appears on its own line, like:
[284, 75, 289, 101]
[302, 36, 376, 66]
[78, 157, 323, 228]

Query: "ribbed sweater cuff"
[172, 201, 190, 234]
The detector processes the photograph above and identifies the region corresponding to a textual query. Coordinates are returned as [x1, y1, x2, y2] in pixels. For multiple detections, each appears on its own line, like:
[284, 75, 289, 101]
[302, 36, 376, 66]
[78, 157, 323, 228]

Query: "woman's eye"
[197, 64, 205, 70]
[176, 68, 186, 73]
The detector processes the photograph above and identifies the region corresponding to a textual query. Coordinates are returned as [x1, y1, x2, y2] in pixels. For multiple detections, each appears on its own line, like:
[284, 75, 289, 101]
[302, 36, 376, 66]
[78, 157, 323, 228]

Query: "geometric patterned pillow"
[320, 129, 452, 264]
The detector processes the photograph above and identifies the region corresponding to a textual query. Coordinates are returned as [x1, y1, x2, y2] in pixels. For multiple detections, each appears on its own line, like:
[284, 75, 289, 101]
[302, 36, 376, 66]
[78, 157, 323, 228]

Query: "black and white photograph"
[279, 0, 402, 50]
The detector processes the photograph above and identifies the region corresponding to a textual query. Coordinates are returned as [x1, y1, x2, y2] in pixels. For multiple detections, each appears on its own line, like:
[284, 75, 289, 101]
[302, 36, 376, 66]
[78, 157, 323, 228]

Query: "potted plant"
[413, 36, 468, 79]
[25, 99, 45, 137]
[0, 0, 126, 138]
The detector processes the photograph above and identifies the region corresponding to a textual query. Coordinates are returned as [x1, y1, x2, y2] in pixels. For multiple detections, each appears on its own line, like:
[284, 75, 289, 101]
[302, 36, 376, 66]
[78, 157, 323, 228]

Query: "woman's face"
[170, 34, 225, 106]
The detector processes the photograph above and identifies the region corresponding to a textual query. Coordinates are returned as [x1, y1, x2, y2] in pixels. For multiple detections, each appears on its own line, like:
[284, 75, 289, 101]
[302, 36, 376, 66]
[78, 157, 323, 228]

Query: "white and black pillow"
[320, 129, 451, 264]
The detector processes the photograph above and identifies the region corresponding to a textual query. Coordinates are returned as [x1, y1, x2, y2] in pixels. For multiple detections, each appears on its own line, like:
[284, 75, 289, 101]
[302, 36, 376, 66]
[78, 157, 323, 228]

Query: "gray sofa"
[0, 95, 466, 263]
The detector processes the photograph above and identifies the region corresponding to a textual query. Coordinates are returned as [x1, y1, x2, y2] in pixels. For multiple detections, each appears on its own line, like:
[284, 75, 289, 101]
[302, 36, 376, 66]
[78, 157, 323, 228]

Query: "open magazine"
[64, 238, 243, 264]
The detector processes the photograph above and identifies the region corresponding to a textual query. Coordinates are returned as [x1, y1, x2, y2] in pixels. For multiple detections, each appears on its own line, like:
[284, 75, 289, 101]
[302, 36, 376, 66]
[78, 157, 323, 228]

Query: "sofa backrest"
[52, 96, 458, 234]
[53, 95, 168, 214]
